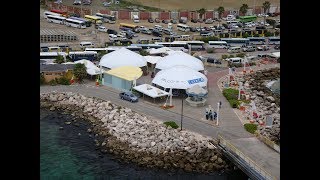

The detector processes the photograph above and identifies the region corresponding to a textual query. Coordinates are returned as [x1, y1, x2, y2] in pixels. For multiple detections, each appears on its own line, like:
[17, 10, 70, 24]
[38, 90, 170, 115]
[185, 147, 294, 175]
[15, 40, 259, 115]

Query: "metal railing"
[218, 134, 277, 180]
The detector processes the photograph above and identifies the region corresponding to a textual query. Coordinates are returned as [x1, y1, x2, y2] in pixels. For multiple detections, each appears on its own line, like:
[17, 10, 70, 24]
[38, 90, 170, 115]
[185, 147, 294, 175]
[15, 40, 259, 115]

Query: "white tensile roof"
[148, 47, 172, 55]
[155, 51, 204, 71]
[71, 60, 103, 75]
[271, 52, 280, 58]
[133, 84, 170, 98]
[144, 56, 163, 64]
[152, 65, 207, 89]
[99, 47, 147, 69]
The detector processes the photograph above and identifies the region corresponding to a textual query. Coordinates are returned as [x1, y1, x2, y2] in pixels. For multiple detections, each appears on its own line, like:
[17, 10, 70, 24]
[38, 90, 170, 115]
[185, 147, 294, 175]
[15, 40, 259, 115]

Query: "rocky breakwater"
[238, 68, 280, 145]
[40, 92, 233, 173]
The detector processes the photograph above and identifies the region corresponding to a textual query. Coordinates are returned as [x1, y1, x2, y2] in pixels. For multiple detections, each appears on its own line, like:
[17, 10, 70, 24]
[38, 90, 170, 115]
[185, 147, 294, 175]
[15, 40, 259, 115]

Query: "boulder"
[266, 96, 275, 102]
[184, 163, 193, 172]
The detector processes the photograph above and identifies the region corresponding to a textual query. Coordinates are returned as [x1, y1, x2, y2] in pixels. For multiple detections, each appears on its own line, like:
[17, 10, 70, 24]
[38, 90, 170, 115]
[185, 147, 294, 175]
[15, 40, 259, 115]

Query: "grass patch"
[223, 88, 241, 108]
[164, 121, 179, 129]
[244, 123, 257, 134]
[109, 0, 162, 11]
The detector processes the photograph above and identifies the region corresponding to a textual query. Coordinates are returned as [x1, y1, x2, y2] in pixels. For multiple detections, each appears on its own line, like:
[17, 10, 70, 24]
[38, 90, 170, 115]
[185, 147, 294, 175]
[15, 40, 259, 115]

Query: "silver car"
[119, 92, 138, 102]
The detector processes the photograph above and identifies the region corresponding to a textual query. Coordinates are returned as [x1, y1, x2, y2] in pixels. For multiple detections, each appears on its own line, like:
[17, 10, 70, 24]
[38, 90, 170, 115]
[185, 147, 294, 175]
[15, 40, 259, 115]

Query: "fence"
[255, 132, 280, 153]
[45, 2, 279, 20]
[218, 134, 277, 180]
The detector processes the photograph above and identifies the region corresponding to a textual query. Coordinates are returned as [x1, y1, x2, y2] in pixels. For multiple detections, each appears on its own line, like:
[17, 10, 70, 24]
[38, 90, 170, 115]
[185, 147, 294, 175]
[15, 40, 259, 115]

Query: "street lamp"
[216, 102, 220, 126]
[180, 92, 187, 131]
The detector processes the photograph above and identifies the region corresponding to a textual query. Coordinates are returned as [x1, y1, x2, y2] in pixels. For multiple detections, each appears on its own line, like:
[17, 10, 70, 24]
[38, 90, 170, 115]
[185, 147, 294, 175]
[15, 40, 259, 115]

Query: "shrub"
[54, 55, 65, 64]
[228, 54, 234, 58]
[236, 53, 245, 58]
[221, 54, 229, 59]
[229, 99, 241, 108]
[241, 99, 251, 104]
[139, 49, 149, 56]
[244, 123, 257, 134]
[242, 33, 249, 38]
[264, 31, 273, 37]
[40, 74, 45, 85]
[163, 121, 179, 129]
[206, 48, 215, 53]
[49, 79, 58, 86]
[74, 64, 87, 83]
[223, 88, 239, 100]
[253, 33, 260, 37]
[57, 77, 70, 85]
[197, 36, 219, 43]
[228, 62, 243, 68]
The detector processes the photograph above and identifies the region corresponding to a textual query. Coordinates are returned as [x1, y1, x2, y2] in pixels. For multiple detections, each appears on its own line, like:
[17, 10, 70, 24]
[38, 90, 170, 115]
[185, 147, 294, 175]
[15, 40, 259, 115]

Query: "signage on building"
[187, 78, 204, 85]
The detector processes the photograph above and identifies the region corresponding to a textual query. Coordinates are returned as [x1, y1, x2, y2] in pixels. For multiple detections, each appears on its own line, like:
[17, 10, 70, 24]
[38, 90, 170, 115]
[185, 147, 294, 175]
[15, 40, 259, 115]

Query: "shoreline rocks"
[40, 92, 234, 173]
[239, 68, 280, 145]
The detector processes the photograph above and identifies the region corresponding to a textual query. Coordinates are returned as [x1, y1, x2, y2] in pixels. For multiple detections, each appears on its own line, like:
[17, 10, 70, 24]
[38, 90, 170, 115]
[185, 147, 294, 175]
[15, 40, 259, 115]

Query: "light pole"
[180, 93, 186, 131]
[216, 102, 220, 126]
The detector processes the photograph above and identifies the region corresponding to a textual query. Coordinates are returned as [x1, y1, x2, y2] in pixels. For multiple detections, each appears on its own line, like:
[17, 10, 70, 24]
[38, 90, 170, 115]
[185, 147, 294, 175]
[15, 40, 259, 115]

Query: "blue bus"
[129, 44, 164, 49]
[68, 51, 98, 61]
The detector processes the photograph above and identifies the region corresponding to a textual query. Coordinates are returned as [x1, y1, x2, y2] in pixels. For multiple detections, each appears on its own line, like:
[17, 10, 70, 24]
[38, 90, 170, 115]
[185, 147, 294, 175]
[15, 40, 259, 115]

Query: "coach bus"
[46, 15, 66, 25]
[65, 18, 86, 29]
[84, 15, 103, 25]
[69, 17, 92, 27]
[68, 51, 98, 61]
[247, 37, 266, 45]
[220, 38, 250, 47]
[119, 23, 139, 32]
[239, 15, 257, 23]
[95, 13, 116, 24]
[43, 11, 61, 19]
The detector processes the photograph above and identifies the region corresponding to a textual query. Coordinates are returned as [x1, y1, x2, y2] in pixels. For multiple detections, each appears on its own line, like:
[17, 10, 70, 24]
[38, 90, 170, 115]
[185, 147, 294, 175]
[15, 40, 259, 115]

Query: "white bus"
[48, 46, 61, 52]
[155, 42, 189, 52]
[177, 24, 190, 32]
[174, 41, 205, 51]
[68, 51, 98, 61]
[65, 18, 86, 29]
[208, 41, 228, 49]
[95, 13, 116, 24]
[47, 15, 66, 25]
[85, 47, 108, 53]
[220, 38, 250, 47]
[80, 42, 94, 48]
[43, 11, 61, 19]
[267, 36, 280, 45]
[40, 52, 67, 63]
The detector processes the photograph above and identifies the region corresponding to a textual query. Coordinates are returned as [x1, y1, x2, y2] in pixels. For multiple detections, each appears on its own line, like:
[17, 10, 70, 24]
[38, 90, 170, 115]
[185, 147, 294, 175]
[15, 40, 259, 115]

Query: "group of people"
[205, 101, 222, 121]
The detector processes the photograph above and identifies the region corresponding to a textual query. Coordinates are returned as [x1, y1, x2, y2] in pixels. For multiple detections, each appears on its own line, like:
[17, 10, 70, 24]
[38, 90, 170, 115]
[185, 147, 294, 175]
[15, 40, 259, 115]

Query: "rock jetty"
[40, 92, 233, 173]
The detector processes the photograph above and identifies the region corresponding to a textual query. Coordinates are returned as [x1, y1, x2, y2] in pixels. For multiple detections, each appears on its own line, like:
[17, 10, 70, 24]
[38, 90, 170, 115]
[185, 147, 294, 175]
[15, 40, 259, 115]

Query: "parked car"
[73, 0, 81, 5]
[154, 18, 160, 23]
[207, 57, 222, 64]
[191, 19, 198, 23]
[148, 18, 154, 23]
[97, 26, 107, 32]
[170, 19, 178, 24]
[274, 45, 280, 50]
[107, 29, 117, 35]
[205, 18, 214, 24]
[257, 45, 270, 51]
[162, 19, 170, 24]
[242, 46, 256, 52]
[140, 29, 152, 35]
[189, 27, 197, 32]
[152, 30, 162, 37]
[119, 92, 138, 102]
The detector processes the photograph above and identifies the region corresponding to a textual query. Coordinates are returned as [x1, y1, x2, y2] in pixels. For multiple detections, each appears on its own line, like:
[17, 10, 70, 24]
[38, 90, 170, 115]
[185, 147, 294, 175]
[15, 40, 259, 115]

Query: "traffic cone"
[96, 79, 99, 86]
[70, 76, 74, 84]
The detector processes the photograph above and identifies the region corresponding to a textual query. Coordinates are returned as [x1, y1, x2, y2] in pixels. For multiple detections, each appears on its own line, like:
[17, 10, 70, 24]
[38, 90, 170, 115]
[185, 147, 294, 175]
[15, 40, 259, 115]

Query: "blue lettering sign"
[188, 78, 204, 84]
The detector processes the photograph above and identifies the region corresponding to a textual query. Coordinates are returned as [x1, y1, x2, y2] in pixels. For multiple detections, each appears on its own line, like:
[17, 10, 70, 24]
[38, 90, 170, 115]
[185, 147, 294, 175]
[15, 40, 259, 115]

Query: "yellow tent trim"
[106, 66, 143, 81]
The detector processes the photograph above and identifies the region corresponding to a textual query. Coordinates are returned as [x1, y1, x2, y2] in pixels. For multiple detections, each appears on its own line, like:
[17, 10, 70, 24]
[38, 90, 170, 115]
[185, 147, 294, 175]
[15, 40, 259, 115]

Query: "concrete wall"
[150, 12, 159, 20]
[159, 12, 170, 20]
[204, 11, 214, 19]
[140, 12, 151, 20]
[118, 10, 130, 19]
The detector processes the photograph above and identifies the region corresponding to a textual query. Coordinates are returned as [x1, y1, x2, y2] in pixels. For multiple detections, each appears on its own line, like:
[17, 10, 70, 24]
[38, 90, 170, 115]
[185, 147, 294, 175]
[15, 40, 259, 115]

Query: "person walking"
[219, 101, 222, 109]
[205, 109, 209, 120]
[213, 111, 217, 120]
[209, 110, 213, 121]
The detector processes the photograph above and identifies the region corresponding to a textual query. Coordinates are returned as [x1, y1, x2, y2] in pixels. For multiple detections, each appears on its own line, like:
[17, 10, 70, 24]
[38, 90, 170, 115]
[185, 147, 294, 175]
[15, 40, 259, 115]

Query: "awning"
[144, 56, 163, 64]
[106, 66, 142, 81]
[133, 84, 170, 98]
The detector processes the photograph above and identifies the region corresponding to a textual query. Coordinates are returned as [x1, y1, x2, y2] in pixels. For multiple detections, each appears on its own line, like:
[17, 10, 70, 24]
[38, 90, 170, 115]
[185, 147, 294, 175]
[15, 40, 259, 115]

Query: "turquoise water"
[40, 108, 248, 179]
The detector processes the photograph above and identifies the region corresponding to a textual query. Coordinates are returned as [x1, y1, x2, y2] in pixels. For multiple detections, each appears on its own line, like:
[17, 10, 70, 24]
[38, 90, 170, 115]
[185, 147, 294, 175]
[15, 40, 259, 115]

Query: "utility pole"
[180, 95, 184, 131]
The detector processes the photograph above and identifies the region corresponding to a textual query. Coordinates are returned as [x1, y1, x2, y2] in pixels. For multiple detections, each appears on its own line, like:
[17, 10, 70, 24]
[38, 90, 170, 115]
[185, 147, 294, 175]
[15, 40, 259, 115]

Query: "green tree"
[73, 64, 87, 83]
[239, 4, 249, 15]
[139, 49, 149, 56]
[197, 8, 206, 19]
[263, 1, 271, 25]
[54, 55, 65, 64]
[217, 6, 225, 19]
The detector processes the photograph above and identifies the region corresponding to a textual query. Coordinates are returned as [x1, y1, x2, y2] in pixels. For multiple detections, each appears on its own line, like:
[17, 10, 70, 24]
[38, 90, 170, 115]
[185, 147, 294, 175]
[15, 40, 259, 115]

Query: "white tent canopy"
[152, 65, 207, 90]
[144, 56, 163, 64]
[133, 84, 170, 98]
[155, 52, 204, 71]
[99, 47, 147, 69]
[64, 60, 103, 75]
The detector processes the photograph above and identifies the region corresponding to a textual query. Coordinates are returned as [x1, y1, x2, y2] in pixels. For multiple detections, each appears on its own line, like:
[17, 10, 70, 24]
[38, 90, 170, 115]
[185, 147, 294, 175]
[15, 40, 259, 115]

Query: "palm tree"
[197, 8, 206, 19]
[197, 8, 206, 30]
[239, 4, 249, 16]
[217, 6, 225, 19]
[262, 1, 271, 26]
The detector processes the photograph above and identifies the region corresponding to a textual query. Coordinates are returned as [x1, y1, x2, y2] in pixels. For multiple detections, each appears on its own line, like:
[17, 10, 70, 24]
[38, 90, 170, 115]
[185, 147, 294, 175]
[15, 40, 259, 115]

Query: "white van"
[180, 35, 191, 40]
[227, 57, 243, 63]
[154, 25, 163, 32]
[108, 34, 118, 41]
[227, 46, 241, 53]
[226, 15, 235, 21]
[133, 15, 139, 23]
[80, 42, 94, 48]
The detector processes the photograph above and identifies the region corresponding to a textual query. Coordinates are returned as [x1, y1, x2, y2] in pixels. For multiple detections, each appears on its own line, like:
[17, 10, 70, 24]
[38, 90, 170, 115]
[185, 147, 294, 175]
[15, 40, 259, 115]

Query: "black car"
[152, 30, 162, 37]
[148, 18, 154, 23]
[107, 29, 117, 35]
[274, 45, 280, 50]
[191, 19, 198, 23]
[207, 57, 222, 64]
[162, 19, 169, 24]
[170, 19, 178, 24]
[119, 39, 132, 45]
[189, 27, 197, 32]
